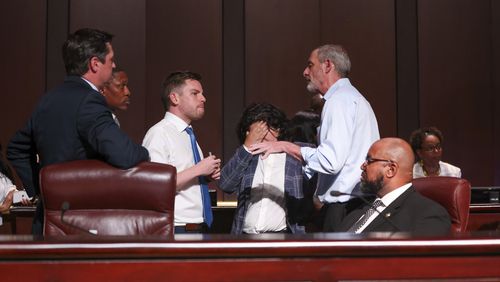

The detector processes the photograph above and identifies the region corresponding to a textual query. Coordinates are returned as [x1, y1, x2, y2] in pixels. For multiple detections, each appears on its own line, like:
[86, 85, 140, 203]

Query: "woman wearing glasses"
[409, 126, 461, 178]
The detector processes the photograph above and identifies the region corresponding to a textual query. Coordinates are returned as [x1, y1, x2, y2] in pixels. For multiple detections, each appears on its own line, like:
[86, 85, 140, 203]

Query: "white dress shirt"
[301, 78, 380, 203]
[81, 77, 99, 91]
[111, 113, 120, 127]
[142, 112, 204, 226]
[242, 153, 287, 234]
[0, 174, 15, 206]
[413, 161, 462, 178]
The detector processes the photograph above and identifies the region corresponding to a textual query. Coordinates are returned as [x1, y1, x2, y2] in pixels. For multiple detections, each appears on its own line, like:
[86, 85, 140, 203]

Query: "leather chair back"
[40, 160, 176, 236]
[413, 176, 471, 233]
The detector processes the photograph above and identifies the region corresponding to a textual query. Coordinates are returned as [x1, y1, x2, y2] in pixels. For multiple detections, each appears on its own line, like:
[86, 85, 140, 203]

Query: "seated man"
[335, 138, 451, 236]
[219, 103, 311, 234]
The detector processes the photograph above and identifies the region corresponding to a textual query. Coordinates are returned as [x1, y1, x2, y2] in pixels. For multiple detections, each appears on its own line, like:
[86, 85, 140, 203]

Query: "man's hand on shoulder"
[250, 141, 304, 162]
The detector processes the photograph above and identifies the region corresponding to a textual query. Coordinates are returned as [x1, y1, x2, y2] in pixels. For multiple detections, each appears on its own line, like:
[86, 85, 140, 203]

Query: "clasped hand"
[198, 154, 221, 181]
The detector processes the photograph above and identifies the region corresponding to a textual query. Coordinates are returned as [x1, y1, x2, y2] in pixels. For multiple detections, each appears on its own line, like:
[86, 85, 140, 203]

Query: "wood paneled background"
[1, 0, 499, 200]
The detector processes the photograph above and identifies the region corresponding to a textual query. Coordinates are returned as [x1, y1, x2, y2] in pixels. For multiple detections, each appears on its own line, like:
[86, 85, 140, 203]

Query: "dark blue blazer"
[7, 76, 149, 196]
[335, 187, 451, 236]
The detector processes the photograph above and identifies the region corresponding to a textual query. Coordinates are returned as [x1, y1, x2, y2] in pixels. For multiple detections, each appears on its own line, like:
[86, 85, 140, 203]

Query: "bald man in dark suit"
[335, 138, 451, 236]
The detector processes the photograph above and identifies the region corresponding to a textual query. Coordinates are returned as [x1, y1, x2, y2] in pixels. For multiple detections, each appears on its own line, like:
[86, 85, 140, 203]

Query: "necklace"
[421, 160, 440, 176]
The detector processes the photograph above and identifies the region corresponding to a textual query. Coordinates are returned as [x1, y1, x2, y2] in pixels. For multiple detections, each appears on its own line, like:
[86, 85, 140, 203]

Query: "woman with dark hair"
[285, 110, 322, 231]
[220, 103, 311, 234]
[285, 110, 320, 145]
[409, 126, 461, 178]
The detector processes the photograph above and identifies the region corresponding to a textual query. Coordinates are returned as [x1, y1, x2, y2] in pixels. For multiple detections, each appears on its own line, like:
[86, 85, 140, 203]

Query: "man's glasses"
[364, 156, 395, 165]
[421, 143, 442, 152]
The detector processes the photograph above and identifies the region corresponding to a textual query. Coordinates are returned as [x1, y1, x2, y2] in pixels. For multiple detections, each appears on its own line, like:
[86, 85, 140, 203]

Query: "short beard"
[360, 174, 384, 195]
[306, 81, 319, 93]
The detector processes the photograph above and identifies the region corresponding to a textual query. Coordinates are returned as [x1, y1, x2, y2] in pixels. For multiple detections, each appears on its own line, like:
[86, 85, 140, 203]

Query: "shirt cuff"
[8, 186, 16, 193]
[300, 146, 314, 162]
[242, 144, 251, 153]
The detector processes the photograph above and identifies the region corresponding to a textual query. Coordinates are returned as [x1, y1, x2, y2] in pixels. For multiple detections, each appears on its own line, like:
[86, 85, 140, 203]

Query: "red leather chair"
[413, 176, 471, 233]
[40, 160, 176, 236]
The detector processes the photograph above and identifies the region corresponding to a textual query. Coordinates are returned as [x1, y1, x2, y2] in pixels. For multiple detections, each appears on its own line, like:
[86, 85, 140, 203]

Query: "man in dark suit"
[7, 28, 149, 234]
[335, 138, 451, 236]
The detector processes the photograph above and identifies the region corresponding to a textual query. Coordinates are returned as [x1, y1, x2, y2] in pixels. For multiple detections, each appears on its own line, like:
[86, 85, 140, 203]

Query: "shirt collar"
[323, 78, 350, 101]
[80, 77, 99, 92]
[379, 182, 412, 207]
[165, 111, 190, 133]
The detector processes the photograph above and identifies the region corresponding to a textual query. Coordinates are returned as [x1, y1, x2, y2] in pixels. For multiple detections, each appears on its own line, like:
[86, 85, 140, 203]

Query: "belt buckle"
[185, 223, 207, 232]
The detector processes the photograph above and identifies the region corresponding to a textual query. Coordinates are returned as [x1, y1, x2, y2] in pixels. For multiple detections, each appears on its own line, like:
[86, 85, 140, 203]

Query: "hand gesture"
[249, 141, 283, 159]
[207, 166, 221, 181]
[249, 141, 303, 162]
[21, 195, 32, 206]
[196, 155, 221, 176]
[244, 121, 269, 147]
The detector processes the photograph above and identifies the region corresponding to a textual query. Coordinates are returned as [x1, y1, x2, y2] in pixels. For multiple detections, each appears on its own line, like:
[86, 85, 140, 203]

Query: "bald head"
[370, 137, 414, 182]
[360, 138, 415, 196]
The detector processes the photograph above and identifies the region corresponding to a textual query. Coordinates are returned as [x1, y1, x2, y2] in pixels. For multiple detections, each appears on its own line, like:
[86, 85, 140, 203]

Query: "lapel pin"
[384, 212, 392, 218]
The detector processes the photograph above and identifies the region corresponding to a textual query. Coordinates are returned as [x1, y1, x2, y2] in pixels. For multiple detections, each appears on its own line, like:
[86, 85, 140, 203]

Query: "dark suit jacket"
[7, 76, 149, 197]
[335, 186, 451, 236]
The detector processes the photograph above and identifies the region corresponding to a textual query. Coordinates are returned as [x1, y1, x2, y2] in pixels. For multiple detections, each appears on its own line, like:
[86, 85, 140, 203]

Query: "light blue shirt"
[301, 78, 380, 203]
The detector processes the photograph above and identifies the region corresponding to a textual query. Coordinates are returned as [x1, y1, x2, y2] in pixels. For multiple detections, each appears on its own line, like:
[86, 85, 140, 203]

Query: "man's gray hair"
[317, 44, 351, 78]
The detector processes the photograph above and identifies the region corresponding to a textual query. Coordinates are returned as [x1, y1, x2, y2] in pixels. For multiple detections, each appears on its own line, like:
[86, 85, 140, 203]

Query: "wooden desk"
[468, 204, 500, 231]
[4, 203, 500, 235]
[0, 233, 499, 281]
[0, 206, 35, 235]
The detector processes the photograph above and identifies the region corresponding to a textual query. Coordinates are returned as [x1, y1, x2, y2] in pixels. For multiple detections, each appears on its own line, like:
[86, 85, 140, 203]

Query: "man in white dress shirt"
[143, 71, 221, 233]
[250, 44, 380, 231]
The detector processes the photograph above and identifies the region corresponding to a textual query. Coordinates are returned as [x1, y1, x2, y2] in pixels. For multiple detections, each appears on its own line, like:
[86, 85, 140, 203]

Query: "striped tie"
[348, 199, 385, 233]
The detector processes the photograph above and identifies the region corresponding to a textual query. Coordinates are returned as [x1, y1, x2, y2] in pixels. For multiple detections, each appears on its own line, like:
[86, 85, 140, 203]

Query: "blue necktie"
[185, 127, 213, 227]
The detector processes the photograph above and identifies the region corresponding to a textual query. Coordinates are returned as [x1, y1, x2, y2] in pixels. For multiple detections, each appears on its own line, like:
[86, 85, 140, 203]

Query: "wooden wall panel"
[145, 0, 223, 160]
[245, 0, 320, 117]
[245, 0, 396, 137]
[46, 0, 69, 91]
[395, 0, 420, 140]
[2, 0, 500, 188]
[0, 1, 46, 148]
[493, 1, 500, 184]
[222, 0, 245, 161]
[418, 0, 493, 185]
[70, 0, 147, 144]
[320, 0, 397, 138]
